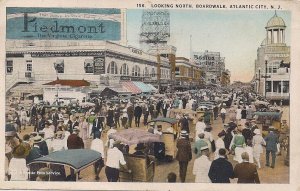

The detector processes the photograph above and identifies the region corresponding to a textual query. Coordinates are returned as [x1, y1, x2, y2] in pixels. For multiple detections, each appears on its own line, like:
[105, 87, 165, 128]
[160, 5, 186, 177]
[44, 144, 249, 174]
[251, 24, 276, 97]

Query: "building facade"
[174, 57, 203, 88]
[254, 12, 290, 102]
[193, 50, 226, 84]
[5, 40, 171, 93]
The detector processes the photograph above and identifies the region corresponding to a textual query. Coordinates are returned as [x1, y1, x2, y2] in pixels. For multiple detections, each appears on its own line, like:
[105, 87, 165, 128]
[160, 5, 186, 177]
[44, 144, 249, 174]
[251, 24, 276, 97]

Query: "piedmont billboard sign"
[6, 8, 121, 40]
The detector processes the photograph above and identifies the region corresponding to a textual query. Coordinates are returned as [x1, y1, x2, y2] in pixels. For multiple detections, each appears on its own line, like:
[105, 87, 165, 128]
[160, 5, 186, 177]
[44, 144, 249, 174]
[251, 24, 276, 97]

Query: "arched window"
[107, 61, 118, 74]
[120, 63, 129, 76]
[132, 65, 141, 76]
[144, 67, 149, 77]
[151, 68, 156, 77]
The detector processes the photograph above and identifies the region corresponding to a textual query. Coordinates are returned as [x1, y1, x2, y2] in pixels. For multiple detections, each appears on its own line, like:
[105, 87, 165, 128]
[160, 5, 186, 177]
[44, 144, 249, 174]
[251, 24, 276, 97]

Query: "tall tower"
[139, 10, 170, 51]
[265, 12, 286, 45]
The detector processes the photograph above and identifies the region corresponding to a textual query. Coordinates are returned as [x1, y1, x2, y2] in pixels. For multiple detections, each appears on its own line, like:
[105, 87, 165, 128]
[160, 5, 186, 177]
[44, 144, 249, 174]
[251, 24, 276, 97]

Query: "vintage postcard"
[0, 0, 300, 190]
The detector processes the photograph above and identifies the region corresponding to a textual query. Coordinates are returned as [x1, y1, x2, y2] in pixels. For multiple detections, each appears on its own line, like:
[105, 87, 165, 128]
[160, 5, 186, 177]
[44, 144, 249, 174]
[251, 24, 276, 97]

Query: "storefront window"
[151, 68, 156, 77]
[266, 81, 271, 92]
[107, 61, 118, 74]
[120, 63, 129, 76]
[6, 60, 13, 74]
[144, 67, 149, 77]
[54, 59, 64, 73]
[283, 81, 289, 93]
[84, 59, 94, 73]
[132, 65, 141, 77]
[273, 81, 281, 93]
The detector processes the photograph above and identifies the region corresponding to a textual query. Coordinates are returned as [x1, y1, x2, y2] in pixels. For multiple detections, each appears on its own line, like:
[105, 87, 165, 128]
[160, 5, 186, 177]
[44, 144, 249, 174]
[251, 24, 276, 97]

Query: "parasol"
[108, 128, 163, 146]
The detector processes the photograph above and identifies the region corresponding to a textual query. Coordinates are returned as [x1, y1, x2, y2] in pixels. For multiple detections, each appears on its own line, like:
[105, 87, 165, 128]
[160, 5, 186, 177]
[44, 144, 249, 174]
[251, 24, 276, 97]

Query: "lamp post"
[258, 67, 261, 93]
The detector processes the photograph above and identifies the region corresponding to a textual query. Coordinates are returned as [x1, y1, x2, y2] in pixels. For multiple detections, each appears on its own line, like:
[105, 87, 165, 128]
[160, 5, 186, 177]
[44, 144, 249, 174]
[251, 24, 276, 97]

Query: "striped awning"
[132, 81, 153, 93]
[121, 81, 141, 94]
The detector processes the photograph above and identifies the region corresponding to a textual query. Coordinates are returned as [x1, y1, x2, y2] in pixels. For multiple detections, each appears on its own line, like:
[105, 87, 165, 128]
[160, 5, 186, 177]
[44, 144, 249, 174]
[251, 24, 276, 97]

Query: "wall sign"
[7, 8, 121, 40]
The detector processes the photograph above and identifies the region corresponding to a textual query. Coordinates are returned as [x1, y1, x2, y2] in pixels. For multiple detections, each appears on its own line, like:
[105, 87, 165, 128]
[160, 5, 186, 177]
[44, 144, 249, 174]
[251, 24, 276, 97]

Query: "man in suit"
[180, 114, 190, 133]
[127, 103, 134, 128]
[142, 103, 150, 126]
[35, 114, 45, 132]
[134, 103, 142, 127]
[149, 102, 155, 120]
[67, 127, 84, 180]
[91, 113, 104, 139]
[176, 130, 192, 182]
[162, 101, 169, 118]
[208, 148, 234, 183]
[264, 127, 279, 168]
[67, 115, 79, 134]
[234, 152, 260, 183]
[30, 104, 37, 126]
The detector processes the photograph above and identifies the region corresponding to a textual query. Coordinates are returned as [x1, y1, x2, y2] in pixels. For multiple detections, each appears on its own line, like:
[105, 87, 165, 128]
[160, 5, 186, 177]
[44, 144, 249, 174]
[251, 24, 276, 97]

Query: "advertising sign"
[6, 8, 121, 40]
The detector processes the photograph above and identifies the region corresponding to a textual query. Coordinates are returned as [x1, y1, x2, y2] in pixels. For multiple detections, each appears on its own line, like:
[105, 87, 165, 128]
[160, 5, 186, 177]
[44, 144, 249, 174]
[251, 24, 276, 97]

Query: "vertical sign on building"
[6, 8, 121, 41]
[94, 57, 105, 74]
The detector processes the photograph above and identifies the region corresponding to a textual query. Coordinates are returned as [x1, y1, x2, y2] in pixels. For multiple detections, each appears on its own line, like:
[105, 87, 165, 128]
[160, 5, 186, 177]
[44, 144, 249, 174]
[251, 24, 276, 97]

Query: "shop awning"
[100, 87, 131, 98]
[132, 81, 153, 93]
[146, 84, 158, 92]
[121, 81, 141, 94]
[43, 78, 90, 87]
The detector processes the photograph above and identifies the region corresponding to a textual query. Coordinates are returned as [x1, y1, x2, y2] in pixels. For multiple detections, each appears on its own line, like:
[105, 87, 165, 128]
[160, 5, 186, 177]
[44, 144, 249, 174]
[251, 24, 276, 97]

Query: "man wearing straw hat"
[176, 130, 192, 183]
[192, 146, 212, 183]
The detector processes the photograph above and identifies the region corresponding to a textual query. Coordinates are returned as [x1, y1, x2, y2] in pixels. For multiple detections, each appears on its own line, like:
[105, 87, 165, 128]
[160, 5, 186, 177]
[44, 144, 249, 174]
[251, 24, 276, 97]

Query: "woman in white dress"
[252, 129, 266, 168]
[235, 106, 242, 125]
[178, 99, 183, 109]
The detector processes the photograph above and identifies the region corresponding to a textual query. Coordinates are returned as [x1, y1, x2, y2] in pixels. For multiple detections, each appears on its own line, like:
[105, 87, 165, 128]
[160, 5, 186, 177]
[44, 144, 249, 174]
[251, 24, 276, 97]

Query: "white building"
[6, 40, 171, 95]
[254, 12, 290, 103]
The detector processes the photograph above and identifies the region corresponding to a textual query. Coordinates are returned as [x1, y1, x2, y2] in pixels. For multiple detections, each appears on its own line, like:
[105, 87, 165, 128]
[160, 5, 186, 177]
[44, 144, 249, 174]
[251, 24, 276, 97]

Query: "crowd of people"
[5, 87, 289, 183]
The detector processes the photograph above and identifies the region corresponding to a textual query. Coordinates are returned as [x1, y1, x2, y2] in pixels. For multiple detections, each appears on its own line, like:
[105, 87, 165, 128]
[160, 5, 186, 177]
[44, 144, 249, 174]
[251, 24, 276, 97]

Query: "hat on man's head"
[180, 130, 189, 137]
[268, 126, 276, 131]
[253, 128, 261, 135]
[200, 145, 209, 151]
[33, 135, 43, 143]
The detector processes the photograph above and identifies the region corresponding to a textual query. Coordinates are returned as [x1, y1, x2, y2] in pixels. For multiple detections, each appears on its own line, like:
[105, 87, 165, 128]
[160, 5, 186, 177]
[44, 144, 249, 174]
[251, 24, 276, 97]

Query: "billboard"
[6, 8, 121, 40]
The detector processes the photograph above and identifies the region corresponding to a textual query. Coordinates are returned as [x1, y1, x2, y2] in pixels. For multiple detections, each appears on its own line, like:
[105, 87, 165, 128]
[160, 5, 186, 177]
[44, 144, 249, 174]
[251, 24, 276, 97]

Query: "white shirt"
[8, 158, 28, 181]
[243, 146, 254, 163]
[220, 108, 226, 114]
[42, 127, 55, 139]
[51, 138, 65, 152]
[63, 131, 71, 149]
[192, 155, 212, 183]
[195, 121, 206, 141]
[106, 147, 126, 169]
[90, 138, 105, 159]
[107, 129, 117, 140]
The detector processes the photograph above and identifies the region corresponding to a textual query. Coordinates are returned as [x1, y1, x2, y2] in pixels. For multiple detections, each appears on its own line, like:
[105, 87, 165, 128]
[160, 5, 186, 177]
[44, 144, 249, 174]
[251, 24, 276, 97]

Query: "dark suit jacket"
[208, 157, 234, 183]
[127, 106, 134, 117]
[176, 138, 192, 162]
[67, 134, 84, 149]
[67, 120, 79, 133]
[180, 117, 189, 133]
[134, 106, 142, 117]
[265, 132, 279, 151]
[92, 117, 103, 136]
[234, 162, 260, 183]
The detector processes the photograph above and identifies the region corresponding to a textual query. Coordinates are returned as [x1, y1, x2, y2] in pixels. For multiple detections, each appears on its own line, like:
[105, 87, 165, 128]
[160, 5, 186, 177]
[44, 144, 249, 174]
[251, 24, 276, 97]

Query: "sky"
[126, 10, 291, 82]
